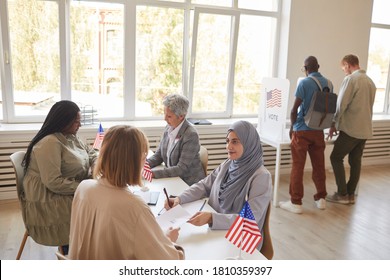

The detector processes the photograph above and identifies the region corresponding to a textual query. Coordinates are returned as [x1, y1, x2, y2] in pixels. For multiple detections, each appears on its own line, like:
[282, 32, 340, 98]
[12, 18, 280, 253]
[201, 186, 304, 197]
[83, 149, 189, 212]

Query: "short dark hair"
[304, 56, 319, 73]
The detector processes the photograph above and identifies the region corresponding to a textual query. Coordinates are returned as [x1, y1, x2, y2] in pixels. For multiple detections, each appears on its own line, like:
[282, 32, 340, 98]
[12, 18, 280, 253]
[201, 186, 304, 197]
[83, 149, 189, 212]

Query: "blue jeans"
[330, 131, 366, 195]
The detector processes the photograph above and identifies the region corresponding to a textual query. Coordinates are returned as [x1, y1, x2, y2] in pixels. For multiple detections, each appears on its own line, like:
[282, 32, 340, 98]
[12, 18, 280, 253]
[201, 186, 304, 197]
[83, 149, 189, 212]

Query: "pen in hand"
[199, 199, 207, 211]
[157, 207, 165, 216]
[163, 187, 173, 208]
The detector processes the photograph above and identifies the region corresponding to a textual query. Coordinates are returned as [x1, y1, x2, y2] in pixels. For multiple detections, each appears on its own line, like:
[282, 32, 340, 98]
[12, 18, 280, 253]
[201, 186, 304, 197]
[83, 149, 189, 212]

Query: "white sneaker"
[315, 198, 326, 210]
[279, 200, 303, 214]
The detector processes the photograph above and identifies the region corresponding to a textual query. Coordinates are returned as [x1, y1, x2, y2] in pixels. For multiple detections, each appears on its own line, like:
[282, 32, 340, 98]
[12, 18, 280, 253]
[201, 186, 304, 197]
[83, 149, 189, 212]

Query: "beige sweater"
[68, 178, 185, 260]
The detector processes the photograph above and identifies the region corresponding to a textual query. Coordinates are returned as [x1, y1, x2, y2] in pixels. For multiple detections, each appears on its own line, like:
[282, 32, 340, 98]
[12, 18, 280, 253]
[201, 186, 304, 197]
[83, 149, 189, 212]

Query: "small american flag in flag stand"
[225, 201, 262, 256]
[92, 123, 104, 150]
[142, 160, 153, 182]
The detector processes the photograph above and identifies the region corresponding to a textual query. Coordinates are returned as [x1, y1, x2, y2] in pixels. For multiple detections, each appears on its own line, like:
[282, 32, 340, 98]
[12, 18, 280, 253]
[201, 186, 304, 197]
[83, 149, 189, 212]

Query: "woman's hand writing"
[164, 196, 180, 209]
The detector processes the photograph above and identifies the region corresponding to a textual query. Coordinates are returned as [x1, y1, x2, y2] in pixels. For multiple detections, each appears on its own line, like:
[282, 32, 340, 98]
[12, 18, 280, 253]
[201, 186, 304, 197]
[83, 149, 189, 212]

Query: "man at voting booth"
[279, 56, 333, 214]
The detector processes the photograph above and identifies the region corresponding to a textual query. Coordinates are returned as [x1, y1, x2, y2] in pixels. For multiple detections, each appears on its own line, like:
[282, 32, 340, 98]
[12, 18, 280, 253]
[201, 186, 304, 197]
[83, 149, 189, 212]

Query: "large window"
[189, 9, 234, 115]
[0, 0, 280, 122]
[136, 5, 184, 117]
[0, 74, 2, 121]
[189, 8, 276, 117]
[368, 0, 390, 114]
[0, 41, 2, 121]
[70, 1, 124, 119]
[0, 6, 4, 121]
[8, 0, 60, 118]
[234, 15, 276, 115]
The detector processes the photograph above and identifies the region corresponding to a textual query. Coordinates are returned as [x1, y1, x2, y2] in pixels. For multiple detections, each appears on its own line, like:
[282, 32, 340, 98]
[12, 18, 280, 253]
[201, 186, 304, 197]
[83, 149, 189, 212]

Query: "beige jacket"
[22, 133, 97, 246]
[334, 69, 376, 139]
[69, 178, 185, 260]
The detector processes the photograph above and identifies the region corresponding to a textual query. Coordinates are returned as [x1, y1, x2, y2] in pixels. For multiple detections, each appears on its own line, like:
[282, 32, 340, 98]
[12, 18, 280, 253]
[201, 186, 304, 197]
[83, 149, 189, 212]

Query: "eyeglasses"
[301, 66, 307, 72]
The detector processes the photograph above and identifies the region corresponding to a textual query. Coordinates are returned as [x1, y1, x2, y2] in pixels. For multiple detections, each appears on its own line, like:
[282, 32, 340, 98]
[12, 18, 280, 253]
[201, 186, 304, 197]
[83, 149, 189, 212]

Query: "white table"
[136, 177, 266, 260]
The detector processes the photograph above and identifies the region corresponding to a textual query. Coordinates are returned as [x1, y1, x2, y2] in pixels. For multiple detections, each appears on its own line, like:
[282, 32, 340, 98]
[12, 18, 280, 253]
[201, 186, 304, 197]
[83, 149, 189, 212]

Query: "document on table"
[156, 204, 192, 232]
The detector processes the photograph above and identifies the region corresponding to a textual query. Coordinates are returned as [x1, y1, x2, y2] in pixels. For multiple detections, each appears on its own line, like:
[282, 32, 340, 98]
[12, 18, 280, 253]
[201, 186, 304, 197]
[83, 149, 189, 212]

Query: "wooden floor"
[1, 164, 389, 260]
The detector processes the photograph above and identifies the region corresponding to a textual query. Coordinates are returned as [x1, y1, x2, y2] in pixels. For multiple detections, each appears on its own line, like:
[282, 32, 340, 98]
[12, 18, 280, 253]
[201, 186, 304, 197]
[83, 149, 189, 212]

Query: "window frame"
[188, 7, 239, 118]
[0, 0, 282, 123]
[369, 0, 390, 114]
[370, 23, 390, 114]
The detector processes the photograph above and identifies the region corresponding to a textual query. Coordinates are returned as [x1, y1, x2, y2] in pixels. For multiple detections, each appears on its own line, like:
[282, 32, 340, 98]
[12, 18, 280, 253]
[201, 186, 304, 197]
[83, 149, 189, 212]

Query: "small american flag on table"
[92, 123, 104, 150]
[225, 201, 262, 254]
[142, 160, 153, 182]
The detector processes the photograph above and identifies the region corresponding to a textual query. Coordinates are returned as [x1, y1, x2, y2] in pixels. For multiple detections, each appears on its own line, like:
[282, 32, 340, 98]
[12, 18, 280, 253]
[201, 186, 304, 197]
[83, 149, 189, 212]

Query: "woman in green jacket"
[22, 100, 98, 253]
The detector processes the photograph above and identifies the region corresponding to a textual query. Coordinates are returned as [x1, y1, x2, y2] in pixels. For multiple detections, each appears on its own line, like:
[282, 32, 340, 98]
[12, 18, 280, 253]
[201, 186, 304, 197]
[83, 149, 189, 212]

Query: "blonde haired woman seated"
[69, 125, 184, 260]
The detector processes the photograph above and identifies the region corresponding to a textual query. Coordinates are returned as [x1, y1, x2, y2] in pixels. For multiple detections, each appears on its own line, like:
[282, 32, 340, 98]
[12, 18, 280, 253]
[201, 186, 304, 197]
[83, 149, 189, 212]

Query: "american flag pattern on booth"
[225, 201, 262, 254]
[266, 88, 282, 108]
[92, 123, 104, 150]
[142, 160, 153, 182]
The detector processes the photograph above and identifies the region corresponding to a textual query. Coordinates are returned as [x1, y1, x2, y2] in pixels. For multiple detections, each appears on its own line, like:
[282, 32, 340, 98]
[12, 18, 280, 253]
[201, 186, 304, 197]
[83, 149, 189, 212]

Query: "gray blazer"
[147, 119, 205, 186]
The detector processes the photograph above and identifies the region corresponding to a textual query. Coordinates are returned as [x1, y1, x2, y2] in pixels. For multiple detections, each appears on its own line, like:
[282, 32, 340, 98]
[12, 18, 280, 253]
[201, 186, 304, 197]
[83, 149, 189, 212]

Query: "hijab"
[218, 120, 264, 211]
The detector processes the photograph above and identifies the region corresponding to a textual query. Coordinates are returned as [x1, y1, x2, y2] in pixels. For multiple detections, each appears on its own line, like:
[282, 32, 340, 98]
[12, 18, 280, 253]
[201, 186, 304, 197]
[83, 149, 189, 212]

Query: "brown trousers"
[289, 130, 327, 205]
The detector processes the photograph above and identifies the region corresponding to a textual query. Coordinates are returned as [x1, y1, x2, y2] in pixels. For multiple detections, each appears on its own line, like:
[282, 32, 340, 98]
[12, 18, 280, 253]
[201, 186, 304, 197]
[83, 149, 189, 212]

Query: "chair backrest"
[199, 145, 208, 175]
[10, 151, 26, 201]
[260, 203, 274, 260]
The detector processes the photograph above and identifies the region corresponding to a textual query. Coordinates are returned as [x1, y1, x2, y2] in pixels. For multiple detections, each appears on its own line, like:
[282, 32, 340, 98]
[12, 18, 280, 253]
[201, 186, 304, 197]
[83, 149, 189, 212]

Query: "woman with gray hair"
[164, 120, 272, 251]
[147, 94, 205, 186]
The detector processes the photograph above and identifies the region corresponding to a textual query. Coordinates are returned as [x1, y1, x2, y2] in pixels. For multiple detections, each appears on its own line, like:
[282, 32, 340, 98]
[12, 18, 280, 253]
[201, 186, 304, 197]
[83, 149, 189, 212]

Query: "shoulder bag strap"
[308, 76, 323, 91]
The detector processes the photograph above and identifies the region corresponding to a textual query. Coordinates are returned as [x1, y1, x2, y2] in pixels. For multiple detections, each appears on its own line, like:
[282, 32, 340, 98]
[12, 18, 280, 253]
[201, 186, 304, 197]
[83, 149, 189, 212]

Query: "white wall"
[279, 0, 374, 111]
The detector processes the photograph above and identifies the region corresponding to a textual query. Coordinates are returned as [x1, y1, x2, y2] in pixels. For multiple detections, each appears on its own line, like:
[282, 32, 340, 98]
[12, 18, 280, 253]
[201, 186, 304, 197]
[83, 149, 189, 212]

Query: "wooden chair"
[10, 151, 29, 260]
[199, 145, 208, 176]
[260, 203, 274, 260]
[10, 151, 65, 259]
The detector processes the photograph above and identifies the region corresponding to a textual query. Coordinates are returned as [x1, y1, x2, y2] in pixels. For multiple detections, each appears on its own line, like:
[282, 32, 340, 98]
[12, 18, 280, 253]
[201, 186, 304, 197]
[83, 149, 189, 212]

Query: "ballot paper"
[156, 204, 192, 232]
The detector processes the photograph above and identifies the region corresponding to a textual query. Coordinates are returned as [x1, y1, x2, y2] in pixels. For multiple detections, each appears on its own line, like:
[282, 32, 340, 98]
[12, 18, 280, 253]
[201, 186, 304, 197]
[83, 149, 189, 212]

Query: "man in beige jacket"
[326, 54, 376, 205]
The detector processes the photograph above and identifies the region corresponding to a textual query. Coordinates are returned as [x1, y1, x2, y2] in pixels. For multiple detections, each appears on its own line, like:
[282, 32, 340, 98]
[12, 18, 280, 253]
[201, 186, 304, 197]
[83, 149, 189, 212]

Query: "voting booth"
[258, 77, 290, 206]
[257, 77, 290, 142]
